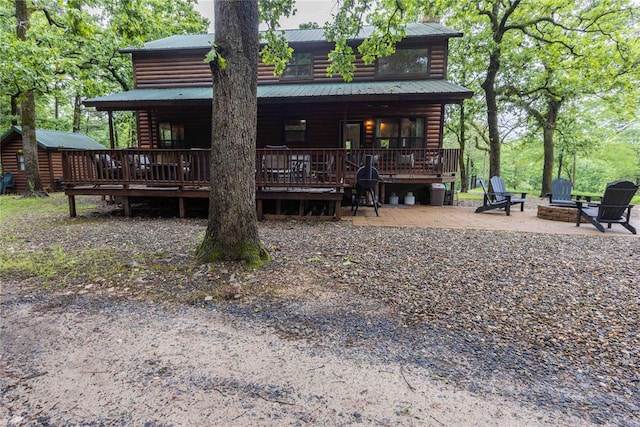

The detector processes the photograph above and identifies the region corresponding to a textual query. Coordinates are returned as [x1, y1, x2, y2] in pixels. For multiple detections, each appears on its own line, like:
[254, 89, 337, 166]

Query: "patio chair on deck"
[576, 180, 638, 234]
[474, 176, 526, 216]
[94, 153, 123, 180]
[548, 178, 577, 207]
[262, 145, 292, 182]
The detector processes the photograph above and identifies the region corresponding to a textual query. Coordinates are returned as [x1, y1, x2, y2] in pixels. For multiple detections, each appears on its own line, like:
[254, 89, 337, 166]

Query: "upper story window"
[284, 119, 307, 143]
[376, 48, 429, 77]
[375, 117, 425, 149]
[282, 53, 312, 79]
[159, 123, 184, 149]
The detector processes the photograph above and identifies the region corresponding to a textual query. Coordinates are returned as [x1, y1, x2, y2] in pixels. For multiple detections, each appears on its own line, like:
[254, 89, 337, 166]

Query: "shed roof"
[1, 126, 105, 150]
[121, 22, 462, 53]
[84, 79, 473, 110]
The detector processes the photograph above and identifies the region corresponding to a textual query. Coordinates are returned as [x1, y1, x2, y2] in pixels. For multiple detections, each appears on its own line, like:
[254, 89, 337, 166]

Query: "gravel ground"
[1, 196, 639, 425]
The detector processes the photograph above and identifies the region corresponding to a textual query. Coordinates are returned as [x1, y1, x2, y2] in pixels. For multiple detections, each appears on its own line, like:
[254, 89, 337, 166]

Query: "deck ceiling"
[84, 80, 473, 111]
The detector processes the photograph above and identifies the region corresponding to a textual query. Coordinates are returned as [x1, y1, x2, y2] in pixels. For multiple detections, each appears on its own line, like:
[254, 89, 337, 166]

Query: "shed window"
[377, 48, 429, 76]
[375, 118, 425, 148]
[284, 119, 307, 143]
[282, 53, 312, 79]
[16, 153, 25, 171]
[159, 123, 185, 149]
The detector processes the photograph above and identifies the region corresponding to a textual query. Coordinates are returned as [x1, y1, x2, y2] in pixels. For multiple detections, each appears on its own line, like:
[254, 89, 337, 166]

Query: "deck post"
[68, 195, 76, 217]
[123, 196, 131, 217]
[178, 197, 185, 218]
[257, 200, 264, 220]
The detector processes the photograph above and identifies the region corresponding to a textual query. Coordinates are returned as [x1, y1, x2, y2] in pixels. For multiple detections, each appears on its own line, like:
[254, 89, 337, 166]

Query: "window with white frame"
[16, 153, 25, 171]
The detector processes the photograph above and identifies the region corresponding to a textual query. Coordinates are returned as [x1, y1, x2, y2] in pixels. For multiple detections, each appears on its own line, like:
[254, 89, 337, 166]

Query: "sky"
[194, 0, 338, 32]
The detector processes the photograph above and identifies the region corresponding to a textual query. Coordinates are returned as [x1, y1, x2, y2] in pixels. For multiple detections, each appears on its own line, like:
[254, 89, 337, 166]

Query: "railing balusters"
[62, 147, 459, 189]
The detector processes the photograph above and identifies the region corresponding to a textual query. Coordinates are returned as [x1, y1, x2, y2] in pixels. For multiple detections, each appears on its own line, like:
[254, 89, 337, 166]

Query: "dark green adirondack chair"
[548, 178, 577, 207]
[576, 180, 638, 234]
[474, 176, 526, 216]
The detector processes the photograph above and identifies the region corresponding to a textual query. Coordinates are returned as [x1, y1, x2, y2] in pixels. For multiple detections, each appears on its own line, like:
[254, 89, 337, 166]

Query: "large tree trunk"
[196, 0, 269, 266]
[482, 49, 501, 179]
[16, 0, 44, 196]
[541, 98, 560, 197]
[20, 90, 44, 195]
[73, 93, 82, 132]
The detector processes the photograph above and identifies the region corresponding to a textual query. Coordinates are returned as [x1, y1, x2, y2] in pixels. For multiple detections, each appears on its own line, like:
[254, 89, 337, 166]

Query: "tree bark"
[541, 97, 560, 197]
[20, 90, 44, 194]
[16, 0, 44, 196]
[196, 0, 269, 266]
[482, 49, 502, 179]
[73, 93, 82, 132]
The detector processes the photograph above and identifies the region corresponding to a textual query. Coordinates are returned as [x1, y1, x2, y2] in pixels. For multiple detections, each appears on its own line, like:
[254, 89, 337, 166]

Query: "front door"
[341, 121, 363, 150]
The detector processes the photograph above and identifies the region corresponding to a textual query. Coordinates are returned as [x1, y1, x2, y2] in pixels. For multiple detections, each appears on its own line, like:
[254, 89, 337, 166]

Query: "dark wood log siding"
[257, 103, 444, 149]
[430, 44, 446, 78]
[133, 53, 212, 88]
[131, 39, 449, 87]
[134, 102, 444, 150]
[138, 109, 211, 149]
[0, 137, 64, 193]
[137, 111, 153, 148]
[258, 51, 376, 82]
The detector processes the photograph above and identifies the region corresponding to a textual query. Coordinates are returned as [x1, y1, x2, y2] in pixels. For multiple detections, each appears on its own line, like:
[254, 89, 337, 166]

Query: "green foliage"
[204, 43, 227, 71]
[0, 0, 209, 143]
[435, 0, 639, 194]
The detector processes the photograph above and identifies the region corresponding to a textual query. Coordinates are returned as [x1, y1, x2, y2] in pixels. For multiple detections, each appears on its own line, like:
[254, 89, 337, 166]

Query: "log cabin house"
[65, 22, 472, 218]
[1, 126, 105, 194]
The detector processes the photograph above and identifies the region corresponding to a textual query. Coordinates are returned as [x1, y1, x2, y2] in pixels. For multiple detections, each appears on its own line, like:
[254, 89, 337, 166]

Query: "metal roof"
[121, 22, 462, 53]
[84, 80, 473, 110]
[1, 126, 105, 149]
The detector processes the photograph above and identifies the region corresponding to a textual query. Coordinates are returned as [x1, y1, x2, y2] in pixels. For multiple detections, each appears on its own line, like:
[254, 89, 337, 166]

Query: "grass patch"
[0, 245, 129, 288]
[0, 193, 98, 226]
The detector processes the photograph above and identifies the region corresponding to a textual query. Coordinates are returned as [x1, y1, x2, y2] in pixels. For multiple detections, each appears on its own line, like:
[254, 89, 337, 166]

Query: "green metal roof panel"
[86, 87, 213, 103]
[258, 80, 472, 98]
[2, 126, 105, 149]
[84, 80, 472, 108]
[122, 22, 462, 53]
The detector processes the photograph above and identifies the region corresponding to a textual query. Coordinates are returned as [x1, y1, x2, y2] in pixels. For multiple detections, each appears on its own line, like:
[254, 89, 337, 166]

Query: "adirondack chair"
[0, 172, 15, 194]
[474, 176, 526, 216]
[576, 180, 638, 234]
[548, 178, 577, 207]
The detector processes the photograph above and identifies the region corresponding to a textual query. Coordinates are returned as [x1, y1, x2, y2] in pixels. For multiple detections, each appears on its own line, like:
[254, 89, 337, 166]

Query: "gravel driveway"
[1, 196, 638, 426]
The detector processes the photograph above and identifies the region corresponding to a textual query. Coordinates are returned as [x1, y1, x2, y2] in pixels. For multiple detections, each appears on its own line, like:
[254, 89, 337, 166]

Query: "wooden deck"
[62, 147, 459, 219]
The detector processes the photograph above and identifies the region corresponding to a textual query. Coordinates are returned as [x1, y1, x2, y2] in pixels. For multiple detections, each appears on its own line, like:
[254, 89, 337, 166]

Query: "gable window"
[284, 119, 307, 144]
[159, 123, 184, 149]
[375, 118, 425, 149]
[376, 48, 429, 76]
[282, 52, 312, 79]
[16, 153, 25, 171]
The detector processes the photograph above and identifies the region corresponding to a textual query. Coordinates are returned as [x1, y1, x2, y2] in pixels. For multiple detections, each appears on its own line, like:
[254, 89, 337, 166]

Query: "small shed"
[0, 126, 105, 193]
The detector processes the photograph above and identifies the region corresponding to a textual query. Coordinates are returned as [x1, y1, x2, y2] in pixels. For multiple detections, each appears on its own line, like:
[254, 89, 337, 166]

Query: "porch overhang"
[84, 80, 473, 111]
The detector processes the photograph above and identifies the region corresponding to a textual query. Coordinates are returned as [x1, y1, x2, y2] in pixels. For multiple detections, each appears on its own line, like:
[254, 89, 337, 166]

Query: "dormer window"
[376, 48, 429, 77]
[282, 52, 312, 79]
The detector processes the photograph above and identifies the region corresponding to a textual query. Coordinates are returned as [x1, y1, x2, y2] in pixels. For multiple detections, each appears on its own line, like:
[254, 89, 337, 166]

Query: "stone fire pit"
[537, 204, 587, 223]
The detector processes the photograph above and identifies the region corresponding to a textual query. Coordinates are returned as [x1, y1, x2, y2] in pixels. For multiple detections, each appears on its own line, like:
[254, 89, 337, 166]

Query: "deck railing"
[62, 147, 459, 188]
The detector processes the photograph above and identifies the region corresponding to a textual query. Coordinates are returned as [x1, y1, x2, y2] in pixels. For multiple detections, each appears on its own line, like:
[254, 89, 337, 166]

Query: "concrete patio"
[344, 199, 640, 237]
